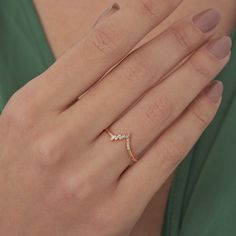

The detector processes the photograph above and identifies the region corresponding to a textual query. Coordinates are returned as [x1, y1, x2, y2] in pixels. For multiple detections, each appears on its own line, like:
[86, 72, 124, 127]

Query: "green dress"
[1, 1, 236, 235]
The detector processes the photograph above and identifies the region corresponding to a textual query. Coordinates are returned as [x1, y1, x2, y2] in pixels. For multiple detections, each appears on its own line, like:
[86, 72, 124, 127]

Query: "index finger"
[27, 0, 183, 111]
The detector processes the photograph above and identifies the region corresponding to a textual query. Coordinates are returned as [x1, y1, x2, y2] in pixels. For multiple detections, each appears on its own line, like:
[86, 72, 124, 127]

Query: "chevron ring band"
[105, 128, 138, 164]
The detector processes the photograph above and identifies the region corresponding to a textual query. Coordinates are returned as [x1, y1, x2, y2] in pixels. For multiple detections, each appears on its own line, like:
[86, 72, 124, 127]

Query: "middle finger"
[95, 35, 231, 172]
[62, 9, 221, 139]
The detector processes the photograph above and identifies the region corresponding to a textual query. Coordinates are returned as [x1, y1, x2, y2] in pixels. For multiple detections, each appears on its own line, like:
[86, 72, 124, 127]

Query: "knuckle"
[138, 0, 177, 20]
[190, 57, 213, 81]
[35, 135, 63, 166]
[169, 26, 192, 52]
[122, 58, 153, 86]
[139, 0, 161, 19]
[159, 137, 187, 167]
[4, 90, 37, 129]
[89, 24, 120, 56]
[145, 95, 173, 127]
[60, 174, 94, 202]
[190, 102, 210, 128]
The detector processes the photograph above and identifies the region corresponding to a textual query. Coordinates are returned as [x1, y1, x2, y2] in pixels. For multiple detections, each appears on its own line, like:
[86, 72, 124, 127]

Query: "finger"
[90, 36, 231, 176]
[93, 3, 121, 27]
[25, 0, 182, 112]
[115, 80, 223, 214]
[105, 35, 231, 160]
[63, 9, 221, 139]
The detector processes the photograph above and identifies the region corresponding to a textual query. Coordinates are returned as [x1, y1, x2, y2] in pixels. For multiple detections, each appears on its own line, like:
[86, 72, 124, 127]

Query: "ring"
[105, 128, 138, 164]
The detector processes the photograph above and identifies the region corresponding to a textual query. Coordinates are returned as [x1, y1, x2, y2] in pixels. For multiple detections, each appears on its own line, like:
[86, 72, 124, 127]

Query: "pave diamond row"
[110, 134, 129, 141]
[105, 128, 138, 163]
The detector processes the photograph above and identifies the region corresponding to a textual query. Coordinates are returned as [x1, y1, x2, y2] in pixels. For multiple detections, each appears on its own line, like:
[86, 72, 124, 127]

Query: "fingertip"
[207, 36, 232, 60]
[204, 80, 224, 104]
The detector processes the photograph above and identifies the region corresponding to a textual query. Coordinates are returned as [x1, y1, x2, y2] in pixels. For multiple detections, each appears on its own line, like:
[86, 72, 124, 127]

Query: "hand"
[0, 0, 231, 235]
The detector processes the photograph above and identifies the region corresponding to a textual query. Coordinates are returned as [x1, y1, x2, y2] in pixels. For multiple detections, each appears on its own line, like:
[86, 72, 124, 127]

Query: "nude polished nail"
[205, 80, 223, 103]
[93, 3, 120, 27]
[207, 36, 232, 59]
[193, 9, 220, 33]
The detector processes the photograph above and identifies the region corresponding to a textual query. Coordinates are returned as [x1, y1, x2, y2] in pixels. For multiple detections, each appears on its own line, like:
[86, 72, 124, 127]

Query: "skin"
[33, 1, 236, 235]
[0, 0, 234, 235]
[33, 0, 236, 58]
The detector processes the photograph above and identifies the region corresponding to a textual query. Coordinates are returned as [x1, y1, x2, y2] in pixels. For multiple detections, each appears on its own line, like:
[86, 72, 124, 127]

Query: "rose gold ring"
[105, 128, 138, 164]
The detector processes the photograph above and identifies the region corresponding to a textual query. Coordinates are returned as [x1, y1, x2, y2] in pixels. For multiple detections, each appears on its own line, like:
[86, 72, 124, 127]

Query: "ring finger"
[94, 35, 231, 173]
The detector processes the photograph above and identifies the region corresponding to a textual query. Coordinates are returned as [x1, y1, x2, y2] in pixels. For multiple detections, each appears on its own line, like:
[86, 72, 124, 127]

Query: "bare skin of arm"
[32, 1, 236, 235]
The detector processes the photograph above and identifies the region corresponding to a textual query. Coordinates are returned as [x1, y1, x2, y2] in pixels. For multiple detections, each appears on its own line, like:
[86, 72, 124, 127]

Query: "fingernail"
[205, 80, 223, 103]
[93, 3, 120, 27]
[193, 9, 220, 33]
[207, 36, 232, 59]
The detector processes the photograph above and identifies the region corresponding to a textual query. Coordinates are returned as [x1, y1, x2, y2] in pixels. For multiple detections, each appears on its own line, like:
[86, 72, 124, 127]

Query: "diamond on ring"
[105, 128, 138, 164]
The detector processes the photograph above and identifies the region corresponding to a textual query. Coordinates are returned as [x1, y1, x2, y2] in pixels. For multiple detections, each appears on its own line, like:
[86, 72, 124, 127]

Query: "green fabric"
[162, 29, 236, 236]
[0, 0, 54, 110]
[0, 1, 235, 235]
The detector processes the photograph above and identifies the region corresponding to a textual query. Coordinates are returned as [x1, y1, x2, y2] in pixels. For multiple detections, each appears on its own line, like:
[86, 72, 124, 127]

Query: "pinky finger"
[116, 80, 223, 215]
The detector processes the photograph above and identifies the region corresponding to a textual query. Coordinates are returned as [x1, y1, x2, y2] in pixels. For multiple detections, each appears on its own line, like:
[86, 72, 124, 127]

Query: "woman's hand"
[0, 0, 232, 235]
